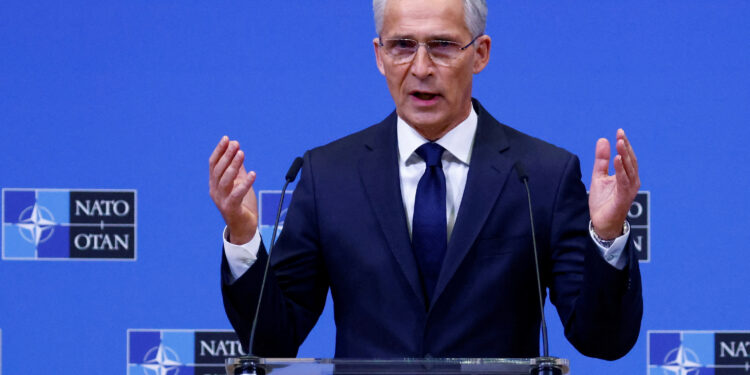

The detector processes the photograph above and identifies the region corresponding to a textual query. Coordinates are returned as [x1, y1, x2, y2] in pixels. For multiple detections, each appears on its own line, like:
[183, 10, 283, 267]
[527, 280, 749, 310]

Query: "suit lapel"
[430, 101, 515, 310]
[358, 112, 427, 308]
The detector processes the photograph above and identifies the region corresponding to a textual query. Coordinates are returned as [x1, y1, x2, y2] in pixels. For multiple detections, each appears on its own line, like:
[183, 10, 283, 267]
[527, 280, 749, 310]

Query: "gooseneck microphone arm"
[515, 162, 562, 375]
[514, 162, 550, 358]
[247, 156, 304, 356]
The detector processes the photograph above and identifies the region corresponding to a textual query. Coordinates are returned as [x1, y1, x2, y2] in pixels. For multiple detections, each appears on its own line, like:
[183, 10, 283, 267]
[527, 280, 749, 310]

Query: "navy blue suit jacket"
[221, 100, 642, 360]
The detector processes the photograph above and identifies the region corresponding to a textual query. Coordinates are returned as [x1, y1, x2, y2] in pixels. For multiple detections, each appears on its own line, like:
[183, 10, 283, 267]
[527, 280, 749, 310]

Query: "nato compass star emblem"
[16, 203, 56, 245]
[661, 345, 702, 375]
[141, 344, 182, 375]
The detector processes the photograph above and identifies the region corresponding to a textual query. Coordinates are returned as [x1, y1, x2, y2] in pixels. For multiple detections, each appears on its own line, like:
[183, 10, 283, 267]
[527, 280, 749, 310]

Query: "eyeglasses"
[378, 34, 483, 67]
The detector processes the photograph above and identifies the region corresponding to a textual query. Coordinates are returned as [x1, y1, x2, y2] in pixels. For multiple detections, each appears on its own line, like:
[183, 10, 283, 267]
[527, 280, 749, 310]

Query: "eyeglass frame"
[378, 34, 484, 66]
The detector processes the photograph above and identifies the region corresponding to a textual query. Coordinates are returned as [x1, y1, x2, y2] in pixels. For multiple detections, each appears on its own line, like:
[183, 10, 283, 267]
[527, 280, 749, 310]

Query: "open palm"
[588, 129, 640, 240]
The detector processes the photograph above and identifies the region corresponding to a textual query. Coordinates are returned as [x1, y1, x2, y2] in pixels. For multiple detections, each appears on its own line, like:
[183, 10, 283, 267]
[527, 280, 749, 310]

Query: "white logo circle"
[16, 204, 56, 245]
[661, 345, 702, 375]
[141, 344, 182, 375]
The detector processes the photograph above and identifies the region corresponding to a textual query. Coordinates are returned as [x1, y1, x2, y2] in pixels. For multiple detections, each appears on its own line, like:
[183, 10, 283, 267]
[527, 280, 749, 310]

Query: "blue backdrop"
[1, 1, 749, 374]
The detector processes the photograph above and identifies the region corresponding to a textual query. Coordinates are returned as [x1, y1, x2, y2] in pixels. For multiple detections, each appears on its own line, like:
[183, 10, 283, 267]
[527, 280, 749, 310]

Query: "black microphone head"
[514, 162, 529, 182]
[285, 157, 304, 182]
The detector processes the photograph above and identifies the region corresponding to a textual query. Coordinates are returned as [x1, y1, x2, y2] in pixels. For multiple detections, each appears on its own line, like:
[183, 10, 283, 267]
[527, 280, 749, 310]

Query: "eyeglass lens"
[382, 39, 463, 65]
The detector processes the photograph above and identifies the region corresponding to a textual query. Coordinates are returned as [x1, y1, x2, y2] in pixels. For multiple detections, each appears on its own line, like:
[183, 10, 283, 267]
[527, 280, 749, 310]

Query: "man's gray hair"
[373, 0, 487, 38]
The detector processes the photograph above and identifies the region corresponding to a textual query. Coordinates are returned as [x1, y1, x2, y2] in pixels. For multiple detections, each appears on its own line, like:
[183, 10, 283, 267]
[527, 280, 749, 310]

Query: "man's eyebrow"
[429, 34, 461, 41]
[383, 32, 416, 40]
[383, 33, 461, 41]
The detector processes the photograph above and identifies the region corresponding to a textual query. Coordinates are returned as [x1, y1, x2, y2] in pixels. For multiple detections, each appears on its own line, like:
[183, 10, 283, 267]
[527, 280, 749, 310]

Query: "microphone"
[285, 157, 304, 185]
[239, 157, 303, 374]
[514, 162, 562, 375]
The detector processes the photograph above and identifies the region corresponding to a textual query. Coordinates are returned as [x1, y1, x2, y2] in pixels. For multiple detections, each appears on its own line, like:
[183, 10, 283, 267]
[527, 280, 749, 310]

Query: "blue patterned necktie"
[412, 142, 447, 305]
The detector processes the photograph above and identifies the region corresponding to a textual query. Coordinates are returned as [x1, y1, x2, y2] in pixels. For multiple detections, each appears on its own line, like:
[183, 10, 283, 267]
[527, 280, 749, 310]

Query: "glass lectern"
[225, 357, 569, 375]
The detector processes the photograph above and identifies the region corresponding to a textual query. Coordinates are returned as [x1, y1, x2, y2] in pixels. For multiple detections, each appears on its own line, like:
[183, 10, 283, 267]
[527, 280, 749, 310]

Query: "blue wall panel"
[1, 1, 749, 374]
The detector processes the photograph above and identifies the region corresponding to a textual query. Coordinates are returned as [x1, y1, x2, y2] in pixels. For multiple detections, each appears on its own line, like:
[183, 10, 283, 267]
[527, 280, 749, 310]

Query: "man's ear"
[472, 35, 491, 74]
[373, 37, 386, 76]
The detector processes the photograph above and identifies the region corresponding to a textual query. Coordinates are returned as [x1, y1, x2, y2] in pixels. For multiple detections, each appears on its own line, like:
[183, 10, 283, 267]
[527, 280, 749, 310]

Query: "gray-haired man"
[211, 0, 642, 358]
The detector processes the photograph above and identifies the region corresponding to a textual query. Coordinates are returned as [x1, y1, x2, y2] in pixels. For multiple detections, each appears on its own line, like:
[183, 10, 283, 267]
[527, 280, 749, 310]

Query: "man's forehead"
[381, 0, 470, 38]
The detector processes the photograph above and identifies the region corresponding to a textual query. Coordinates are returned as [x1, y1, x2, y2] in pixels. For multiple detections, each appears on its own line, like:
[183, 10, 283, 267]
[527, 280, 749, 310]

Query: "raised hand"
[588, 129, 641, 240]
[209, 136, 258, 244]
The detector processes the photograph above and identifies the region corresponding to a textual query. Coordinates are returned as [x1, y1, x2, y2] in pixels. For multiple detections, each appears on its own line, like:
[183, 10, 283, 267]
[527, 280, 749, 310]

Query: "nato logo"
[649, 330, 750, 374]
[258, 190, 293, 249]
[629, 191, 650, 262]
[128, 329, 246, 375]
[2, 188, 136, 260]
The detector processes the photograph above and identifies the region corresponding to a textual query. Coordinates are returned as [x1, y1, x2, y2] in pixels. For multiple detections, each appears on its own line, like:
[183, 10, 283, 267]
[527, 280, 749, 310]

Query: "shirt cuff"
[223, 226, 261, 283]
[589, 221, 630, 270]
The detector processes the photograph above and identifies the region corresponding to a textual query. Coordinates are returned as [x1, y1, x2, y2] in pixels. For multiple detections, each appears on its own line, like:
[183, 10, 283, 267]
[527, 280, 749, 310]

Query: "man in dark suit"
[209, 0, 642, 360]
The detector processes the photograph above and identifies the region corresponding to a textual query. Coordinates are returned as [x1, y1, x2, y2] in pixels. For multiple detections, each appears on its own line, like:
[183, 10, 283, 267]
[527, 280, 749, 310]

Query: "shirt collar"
[397, 106, 478, 166]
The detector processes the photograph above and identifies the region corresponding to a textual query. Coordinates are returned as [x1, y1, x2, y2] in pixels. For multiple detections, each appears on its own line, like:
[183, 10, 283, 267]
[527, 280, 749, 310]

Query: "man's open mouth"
[411, 91, 439, 101]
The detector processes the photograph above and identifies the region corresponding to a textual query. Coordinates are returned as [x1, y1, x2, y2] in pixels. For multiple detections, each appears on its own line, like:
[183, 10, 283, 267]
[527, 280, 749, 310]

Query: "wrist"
[227, 225, 255, 245]
[592, 221, 627, 241]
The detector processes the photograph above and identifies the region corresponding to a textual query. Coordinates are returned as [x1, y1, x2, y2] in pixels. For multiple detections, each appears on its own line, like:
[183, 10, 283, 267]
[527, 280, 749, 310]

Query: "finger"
[209, 136, 229, 171]
[616, 138, 636, 181]
[620, 129, 639, 174]
[614, 154, 631, 190]
[237, 163, 248, 180]
[622, 131, 642, 191]
[228, 170, 256, 206]
[209, 137, 230, 192]
[218, 149, 245, 192]
[592, 138, 611, 178]
[212, 140, 240, 184]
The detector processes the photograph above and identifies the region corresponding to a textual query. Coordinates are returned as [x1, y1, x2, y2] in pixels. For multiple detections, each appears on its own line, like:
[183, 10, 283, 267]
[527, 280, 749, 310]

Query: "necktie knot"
[416, 142, 445, 168]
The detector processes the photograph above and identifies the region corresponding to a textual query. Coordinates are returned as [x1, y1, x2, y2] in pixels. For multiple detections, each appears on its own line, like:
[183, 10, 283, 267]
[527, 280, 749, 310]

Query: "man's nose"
[410, 44, 435, 78]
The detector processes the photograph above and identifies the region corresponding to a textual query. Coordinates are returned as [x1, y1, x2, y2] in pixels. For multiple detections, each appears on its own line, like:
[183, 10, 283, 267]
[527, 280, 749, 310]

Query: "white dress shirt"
[396, 105, 477, 241]
[224, 107, 630, 281]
